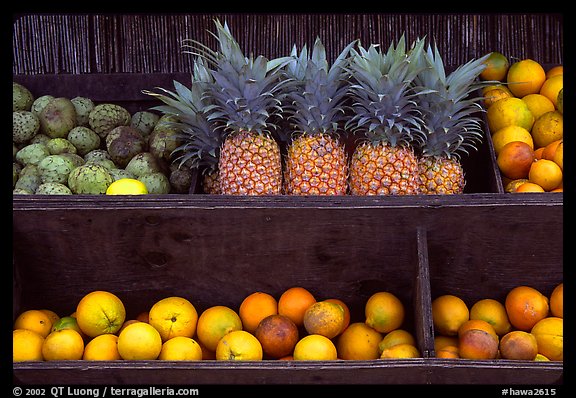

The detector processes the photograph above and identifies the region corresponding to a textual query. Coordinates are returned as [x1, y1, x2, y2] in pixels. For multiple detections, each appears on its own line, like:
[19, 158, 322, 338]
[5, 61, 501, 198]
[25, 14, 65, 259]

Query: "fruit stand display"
[13, 13, 563, 385]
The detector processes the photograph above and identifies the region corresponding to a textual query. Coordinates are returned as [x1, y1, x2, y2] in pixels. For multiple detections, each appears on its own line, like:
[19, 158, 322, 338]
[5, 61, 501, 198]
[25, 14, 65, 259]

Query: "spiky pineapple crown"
[183, 19, 293, 137]
[413, 41, 490, 159]
[143, 57, 222, 171]
[345, 34, 427, 147]
[284, 37, 357, 136]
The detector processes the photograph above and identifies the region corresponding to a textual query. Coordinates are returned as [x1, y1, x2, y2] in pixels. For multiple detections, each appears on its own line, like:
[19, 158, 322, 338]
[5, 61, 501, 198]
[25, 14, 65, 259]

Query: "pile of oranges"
[481, 52, 563, 193]
[432, 283, 563, 361]
[12, 287, 420, 362]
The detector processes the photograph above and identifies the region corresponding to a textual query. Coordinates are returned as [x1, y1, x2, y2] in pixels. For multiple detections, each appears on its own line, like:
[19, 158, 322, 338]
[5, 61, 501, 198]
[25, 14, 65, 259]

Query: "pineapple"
[283, 37, 356, 195]
[184, 20, 292, 195]
[345, 35, 427, 195]
[413, 42, 489, 194]
[143, 57, 223, 194]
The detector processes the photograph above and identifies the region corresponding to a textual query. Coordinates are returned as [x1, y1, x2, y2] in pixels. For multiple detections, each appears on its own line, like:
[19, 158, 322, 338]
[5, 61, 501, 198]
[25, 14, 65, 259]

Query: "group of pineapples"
[145, 20, 489, 196]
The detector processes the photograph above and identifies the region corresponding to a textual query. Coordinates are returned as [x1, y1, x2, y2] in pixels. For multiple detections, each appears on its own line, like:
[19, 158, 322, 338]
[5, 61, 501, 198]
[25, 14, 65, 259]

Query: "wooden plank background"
[12, 13, 563, 75]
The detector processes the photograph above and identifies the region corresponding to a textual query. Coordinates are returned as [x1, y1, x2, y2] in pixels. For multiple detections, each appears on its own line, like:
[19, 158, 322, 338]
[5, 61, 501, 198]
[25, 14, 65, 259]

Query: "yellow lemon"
[106, 178, 148, 195]
[13, 329, 45, 362]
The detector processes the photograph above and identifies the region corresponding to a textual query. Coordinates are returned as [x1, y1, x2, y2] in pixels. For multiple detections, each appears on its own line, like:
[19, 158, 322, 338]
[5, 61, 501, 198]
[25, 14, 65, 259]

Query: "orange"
[378, 329, 416, 352]
[528, 159, 562, 191]
[159, 336, 203, 360]
[13, 329, 45, 361]
[534, 147, 545, 160]
[254, 314, 299, 359]
[469, 298, 512, 336]
[434, 335, 459, 351]
[325, 298, 351, 332]
[42, 329, 85, 360]
[75, 290, 126, 338]
[303, 300, 346, 339]
[196, 305, 243, 352]
[364, 291, 405, 333]
[431, 294, 469, 336]
[504, 178, 530, 193]
[14, 309, 53, 338]
[531, 317, 563, 361]
[549, 283, 563, 318]
[458, 319, 498, 340]
[483, 88, 513, 108]
[496, 141, 535, 180]
[239, 291, 278, 334]
[531, 110, 563, 149]
[515, 182, 545, 193]
[535, 353, 550, 361]
[148, 296, 198, 342]
[215, 330, 263, 361]
[293, 334, 338, 360]
[458, 328, 499, 359]
[522, 93, 555, 121]
[557, 89, 563, 114]
[505, 286, 549, 331]
[499, 330, 538, 360]
[552, 141, 563, 170]
[118, 319, 141, 334]
[491, 125, 533, 154]
[39, 309, 60, 326]
[277, 286, 316, 327]
[539, 75, 563, 107]
[380, 343, 420, 359]
[482, 83, 512, 97]
[486, 97, 534, 133]
[480, 52, 510, 81]
[541, 139, 562, 161]
[117, 321, 162, 360]
[436, 345, 459, 358]
[546, 65, 563, 79]
[336, 322, 382, 360]
[506, 59, 547, 97]
[83, 333, 121, 360]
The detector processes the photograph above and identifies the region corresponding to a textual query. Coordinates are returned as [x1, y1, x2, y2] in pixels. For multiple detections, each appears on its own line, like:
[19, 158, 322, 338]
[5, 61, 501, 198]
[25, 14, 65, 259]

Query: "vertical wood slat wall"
[13, 13, 563, 75]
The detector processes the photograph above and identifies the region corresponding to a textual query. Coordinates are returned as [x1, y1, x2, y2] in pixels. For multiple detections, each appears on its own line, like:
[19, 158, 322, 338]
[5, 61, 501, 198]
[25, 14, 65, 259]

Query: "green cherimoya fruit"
[15, 165, 42, 193]
[38, 154, 79, 184]
[31, 95, 55, 116]
[86, 158, 117, 170]
[13, 188, 33, 195]
[30, 133, 51, 145]
[15, 143, 50, 166]
[39, 97, 77, 138]
[71, 96, 95, 126]
[68, 163, 114, 194]
[131, 111, 160, 139]
[106, 126, 147, 168]
[46, 138, 77, 155]
[125, 152, 165, 178]
[59, 152, 85, 168]
[67, 126, 101, 156]
[83, 149, 112, 163]
[13, 163, 22, 188]
[13, 82, 34, 111]
[35, 182, 73, 195]
[108, 168, 136, 181]
[13, 111, 40, 144]
[139, 172, 171, 194]
[148, 116, 182, 163]
[88, 103, 131, 138]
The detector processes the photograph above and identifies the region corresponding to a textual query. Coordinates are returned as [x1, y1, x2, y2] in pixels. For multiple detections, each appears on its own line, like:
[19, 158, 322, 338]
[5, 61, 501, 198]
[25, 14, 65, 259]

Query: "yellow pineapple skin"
[284, 133, 349, 195]
[218, 130, 282, 195]
[349, 142, 421, 195]
[418, 157, 466, 194]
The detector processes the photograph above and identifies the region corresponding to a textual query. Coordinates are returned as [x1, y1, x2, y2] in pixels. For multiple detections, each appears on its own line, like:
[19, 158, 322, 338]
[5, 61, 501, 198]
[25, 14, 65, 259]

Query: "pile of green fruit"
[12, 82, 193, 195]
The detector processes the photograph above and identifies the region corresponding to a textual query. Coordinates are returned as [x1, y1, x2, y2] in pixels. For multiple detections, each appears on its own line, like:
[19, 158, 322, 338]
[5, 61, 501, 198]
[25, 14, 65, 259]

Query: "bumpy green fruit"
[39, 97, 77, 138]
[15, 143, 50, 166]
[13, 111, 40, 144]
[31, 95, 54, 116]
[139, 172, 171, 194]
[88, 103, 131, 138]
[67, 126, 101, 156]
[131, 111, 160, 138]
[38, 154, 78, 184]
[46, 138, 77, 155]
[68, 163, 114, 194]
[71, 96, 95, 126]
[36, 182, 73, 195]
[13, 82, 34, 111]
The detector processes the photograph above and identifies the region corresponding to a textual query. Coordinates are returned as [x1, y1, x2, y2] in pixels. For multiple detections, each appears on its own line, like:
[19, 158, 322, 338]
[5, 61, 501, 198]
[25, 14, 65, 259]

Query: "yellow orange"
[499, 330, 538, 360]
[458, 319, 498, 340]
[14, 309, 53, 338]
[546, 65, 563, 79]
[159, 336, 203, 360]
[364, 291, 405, 334]
[378, 329, 416, 354]
[239, 291, 278, 334]
[117, 321, 162, 360]
[504, 178, 530, 193]
[483, 88, 513, 108]
[13, 329, 44, 362]
[505, 286, 549, 331]
[491, 125, 533, 154]
[39, 309, 60, 326]
[480, 52, 510, 81]
[215, 330, 263, 361]
[431, 294, 469, 336]
[293, 334, 337, 360]
[148, 296, 198, 342]
[337, 322, 382, 360]
[434, 335, 459, 352]
[42, 329, 85, 361]
[458, 329, 499, 360]
[531, 110, 563, 149]
[325, 298, 351, 332]
[482, 84, 512, 96]
[303, 300, 346, 339]
[541, 139, 562, 161]
[277, 286, 316, 327]
[549, 283, 563, 318]
[75, 290, 126, 338]
[531, 317, 563, 361]
[196, 305, 243, 352]
[552, 141, 563, 170]
[515, 182, 545, 193]
[486, 97, 534, 133]
[506, 59, 547, 97]
[436, 345, 459, 358]
[380, 343, 420, 359]
[522, 93, 555, 121]
[469, 298, 512, 336]
[83, 333, 121, 360]
[496, 141, 535, 180]
[539, 75, 563, 107]
[528, 159, 562, 191]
